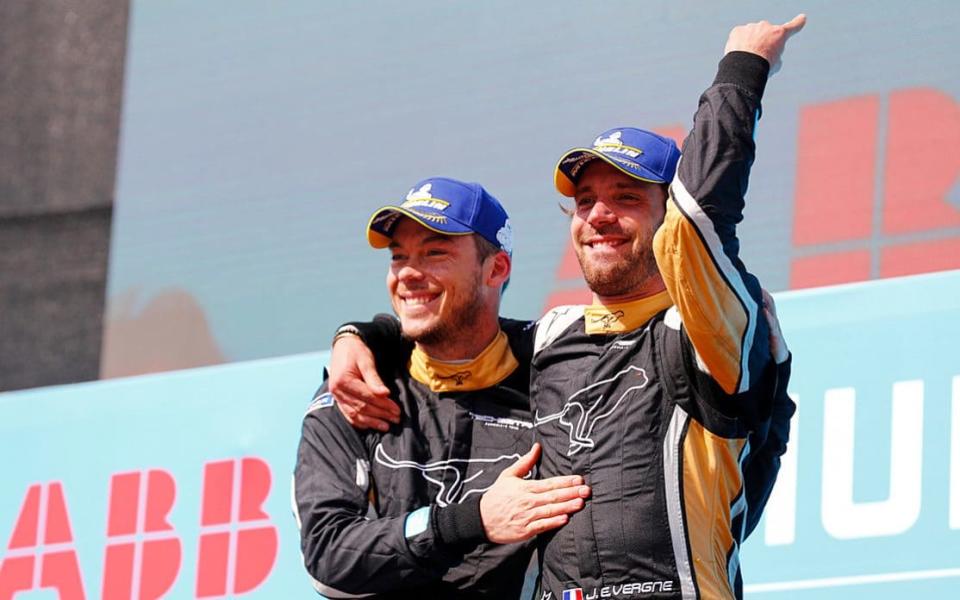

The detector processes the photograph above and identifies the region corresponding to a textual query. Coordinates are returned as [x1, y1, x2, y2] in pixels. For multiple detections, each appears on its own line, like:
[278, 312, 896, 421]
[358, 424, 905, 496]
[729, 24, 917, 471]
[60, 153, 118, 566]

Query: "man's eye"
[390, 254, 406, 262]
[426, 249, 447, 257]
[576, 197, 594, 208]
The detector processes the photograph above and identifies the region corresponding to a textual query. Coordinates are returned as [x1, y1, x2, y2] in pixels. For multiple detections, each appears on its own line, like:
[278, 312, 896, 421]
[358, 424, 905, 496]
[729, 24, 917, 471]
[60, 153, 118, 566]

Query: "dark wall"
[0, 0, 128, 391]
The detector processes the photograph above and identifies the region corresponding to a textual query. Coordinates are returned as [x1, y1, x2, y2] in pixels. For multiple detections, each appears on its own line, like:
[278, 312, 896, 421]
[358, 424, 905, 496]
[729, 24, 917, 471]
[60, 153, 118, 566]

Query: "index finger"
[527, 475, 584, 493]
[347, 398, 401, 424]
[338, 378, 399, 413]
[781, 13, 806, 36]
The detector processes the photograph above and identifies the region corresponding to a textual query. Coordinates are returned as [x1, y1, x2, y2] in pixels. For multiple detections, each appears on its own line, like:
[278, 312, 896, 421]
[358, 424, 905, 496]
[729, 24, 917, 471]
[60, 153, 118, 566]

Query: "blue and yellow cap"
[366, 177, 513, 255]
[554, 127, 681, 197]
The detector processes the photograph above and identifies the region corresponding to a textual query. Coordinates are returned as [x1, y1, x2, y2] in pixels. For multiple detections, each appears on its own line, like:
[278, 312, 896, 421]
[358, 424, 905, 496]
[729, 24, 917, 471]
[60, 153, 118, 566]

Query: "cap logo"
[496, 219, 513, 254]
[401, 183, 451, 211]
[436, 370, 471, 386]
[408, 209, 447, 224]
[594, 131, 623, 146]
[593, 130, 643, 159]
[608, 155, 642, 170]
[406, 183, 432, 201]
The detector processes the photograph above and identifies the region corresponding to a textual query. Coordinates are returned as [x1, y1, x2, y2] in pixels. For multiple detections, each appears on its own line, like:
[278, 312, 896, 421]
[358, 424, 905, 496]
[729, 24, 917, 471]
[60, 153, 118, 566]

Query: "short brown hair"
[473, 234, 501, 263]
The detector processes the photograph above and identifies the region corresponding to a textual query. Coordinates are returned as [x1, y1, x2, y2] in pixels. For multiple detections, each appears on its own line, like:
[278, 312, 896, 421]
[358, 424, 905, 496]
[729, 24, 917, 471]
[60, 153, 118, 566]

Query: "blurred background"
[3, 0, 957, 390]
[1, 1, 958, 598]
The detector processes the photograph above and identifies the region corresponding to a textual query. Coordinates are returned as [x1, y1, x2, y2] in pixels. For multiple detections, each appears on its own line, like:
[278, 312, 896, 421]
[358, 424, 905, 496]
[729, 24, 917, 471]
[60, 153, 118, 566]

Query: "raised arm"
[652, 15, 805, 395]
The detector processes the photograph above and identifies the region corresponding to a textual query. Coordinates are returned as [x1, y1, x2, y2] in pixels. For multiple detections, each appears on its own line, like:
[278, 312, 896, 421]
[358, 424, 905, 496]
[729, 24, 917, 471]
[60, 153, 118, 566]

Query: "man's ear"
[486, 251, 511, 289]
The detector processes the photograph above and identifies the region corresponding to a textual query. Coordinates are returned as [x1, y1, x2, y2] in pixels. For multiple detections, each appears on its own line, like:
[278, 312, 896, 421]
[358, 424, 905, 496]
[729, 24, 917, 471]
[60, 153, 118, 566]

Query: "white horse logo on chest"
[374, 444, 528, 507]
[535, 365, 649, 456]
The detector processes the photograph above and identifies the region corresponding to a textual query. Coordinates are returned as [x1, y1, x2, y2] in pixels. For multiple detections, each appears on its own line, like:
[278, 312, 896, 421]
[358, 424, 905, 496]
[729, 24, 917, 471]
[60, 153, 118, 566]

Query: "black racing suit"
[293, 319, 537, 599]
[531, 52, 780, 600]
[345, 316, 792, 599]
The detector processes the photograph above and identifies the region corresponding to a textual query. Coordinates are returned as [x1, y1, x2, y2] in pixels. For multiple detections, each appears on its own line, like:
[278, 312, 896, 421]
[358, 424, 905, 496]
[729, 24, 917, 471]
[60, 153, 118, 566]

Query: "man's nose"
[397, 262, 425, 283]
[585, 199, 616, 227]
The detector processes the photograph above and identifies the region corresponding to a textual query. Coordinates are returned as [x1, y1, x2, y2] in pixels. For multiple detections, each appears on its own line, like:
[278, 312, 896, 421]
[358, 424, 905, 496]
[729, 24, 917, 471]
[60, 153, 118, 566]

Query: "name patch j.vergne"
[535, 365, 649, 456]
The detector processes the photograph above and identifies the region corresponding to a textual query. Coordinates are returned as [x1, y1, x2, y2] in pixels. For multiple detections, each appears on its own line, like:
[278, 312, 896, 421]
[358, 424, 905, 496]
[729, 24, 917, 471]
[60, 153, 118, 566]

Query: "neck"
[416, 316, 501, 361]
[592, 277, 667, 306]
[409, 326, 518, 392]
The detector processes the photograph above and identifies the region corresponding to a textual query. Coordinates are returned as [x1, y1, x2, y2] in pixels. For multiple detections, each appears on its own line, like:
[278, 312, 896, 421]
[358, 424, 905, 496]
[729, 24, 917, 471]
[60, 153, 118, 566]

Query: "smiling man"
[527, 17, 805, 598]
[292, 177, 590, 598]
[561, 136, 671, 301]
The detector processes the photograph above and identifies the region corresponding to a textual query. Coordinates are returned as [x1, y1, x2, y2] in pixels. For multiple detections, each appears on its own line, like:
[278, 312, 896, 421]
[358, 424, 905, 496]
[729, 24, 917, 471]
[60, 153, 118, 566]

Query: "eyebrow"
[575, 181, 647, 194]
[423, 234, 455, 244]
[388, 234, 455, 249]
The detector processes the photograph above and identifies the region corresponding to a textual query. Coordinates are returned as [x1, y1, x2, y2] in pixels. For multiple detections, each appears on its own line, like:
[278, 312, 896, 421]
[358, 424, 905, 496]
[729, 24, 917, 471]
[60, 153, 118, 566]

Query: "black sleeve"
[743, 354, 795, 538]
[654, 51, 772, 398]
[293, 386, 486, 596]
[685, 51, 769, 212]
[337, 313, 413, 375]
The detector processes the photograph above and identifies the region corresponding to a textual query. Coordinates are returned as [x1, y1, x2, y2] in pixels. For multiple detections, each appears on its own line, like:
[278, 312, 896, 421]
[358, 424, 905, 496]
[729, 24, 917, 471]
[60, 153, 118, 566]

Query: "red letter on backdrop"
[102, 470, 181, 600]
[196, 458, 278, 597]
[793, 94, 880, 247]
[790, 95, 879, 288]
[0, 482, 86, 599]
[882, 88, 960, 235]
[791, 88, 959, 288]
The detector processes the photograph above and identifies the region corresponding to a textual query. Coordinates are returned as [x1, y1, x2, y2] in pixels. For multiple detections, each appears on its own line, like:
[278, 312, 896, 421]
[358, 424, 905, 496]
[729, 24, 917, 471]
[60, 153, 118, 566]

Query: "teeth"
[404, 296, 436, 305]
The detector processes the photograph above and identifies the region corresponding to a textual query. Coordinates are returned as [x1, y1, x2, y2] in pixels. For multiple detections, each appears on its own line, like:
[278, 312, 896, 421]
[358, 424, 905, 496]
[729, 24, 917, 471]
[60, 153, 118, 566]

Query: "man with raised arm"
[293, 177, 590, 599]
[328, 16, 805, 600]
[526, 16, 805, 598]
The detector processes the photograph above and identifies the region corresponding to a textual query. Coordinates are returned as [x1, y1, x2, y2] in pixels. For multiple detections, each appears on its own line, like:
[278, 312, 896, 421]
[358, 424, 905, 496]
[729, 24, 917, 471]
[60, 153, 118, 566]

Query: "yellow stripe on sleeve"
[681, 420, 747, 600]
[653, 196, 751, 395]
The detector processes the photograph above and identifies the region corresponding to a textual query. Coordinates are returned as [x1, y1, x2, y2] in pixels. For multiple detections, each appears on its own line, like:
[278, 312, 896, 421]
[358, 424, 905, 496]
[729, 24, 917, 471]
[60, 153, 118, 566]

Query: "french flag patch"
[562, 589, 583, 600]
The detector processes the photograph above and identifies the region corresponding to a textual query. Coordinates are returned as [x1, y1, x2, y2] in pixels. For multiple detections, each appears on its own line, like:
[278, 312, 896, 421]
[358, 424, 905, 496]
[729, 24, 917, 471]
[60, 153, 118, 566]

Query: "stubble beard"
[577, 237, 660, 298]
[400, 272, 487, 351]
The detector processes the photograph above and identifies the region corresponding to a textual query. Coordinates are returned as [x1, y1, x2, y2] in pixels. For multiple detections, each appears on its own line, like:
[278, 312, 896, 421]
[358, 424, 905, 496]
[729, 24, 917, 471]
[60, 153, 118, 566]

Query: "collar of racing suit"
[583, 290, 673, 334]
[408, 329, 519, 392]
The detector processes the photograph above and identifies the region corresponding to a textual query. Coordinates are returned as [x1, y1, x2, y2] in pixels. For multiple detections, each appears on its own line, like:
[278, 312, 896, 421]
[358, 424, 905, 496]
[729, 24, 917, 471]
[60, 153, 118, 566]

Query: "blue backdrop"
[3, 271, 960, 598]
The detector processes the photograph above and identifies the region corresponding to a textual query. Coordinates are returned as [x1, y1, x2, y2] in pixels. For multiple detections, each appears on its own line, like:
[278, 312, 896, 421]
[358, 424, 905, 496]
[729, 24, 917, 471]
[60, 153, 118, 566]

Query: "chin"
[583, 261, 628, 284]
[399, 318, 437, 342]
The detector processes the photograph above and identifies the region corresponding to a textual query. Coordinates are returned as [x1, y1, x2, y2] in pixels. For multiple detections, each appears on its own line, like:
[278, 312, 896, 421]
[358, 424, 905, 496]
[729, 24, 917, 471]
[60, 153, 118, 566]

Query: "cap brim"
[366, 206, 473, 248]
[554, 148, 667, 197]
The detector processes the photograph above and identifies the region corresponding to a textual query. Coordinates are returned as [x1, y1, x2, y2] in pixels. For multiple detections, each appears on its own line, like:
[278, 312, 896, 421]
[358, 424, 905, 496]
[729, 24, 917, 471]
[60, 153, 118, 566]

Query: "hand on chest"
[372, 394, 534, 510]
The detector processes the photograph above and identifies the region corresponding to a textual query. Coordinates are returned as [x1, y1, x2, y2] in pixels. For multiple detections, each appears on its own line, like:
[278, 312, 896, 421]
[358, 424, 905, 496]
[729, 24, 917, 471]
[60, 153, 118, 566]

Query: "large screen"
[103, 1, 960, 378]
